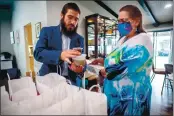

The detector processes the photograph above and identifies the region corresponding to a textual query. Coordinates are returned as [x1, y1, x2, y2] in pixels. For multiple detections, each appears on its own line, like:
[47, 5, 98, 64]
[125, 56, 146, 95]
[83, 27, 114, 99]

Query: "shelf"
[86, 13, 118, 59]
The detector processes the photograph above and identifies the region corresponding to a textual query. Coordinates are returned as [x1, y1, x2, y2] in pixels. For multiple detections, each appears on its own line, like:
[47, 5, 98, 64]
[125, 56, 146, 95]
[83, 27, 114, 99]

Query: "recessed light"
[164, 3, 172, 9]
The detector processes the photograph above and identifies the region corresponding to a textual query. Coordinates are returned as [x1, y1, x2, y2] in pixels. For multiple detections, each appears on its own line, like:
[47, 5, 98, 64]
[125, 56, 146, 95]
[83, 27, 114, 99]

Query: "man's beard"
[60, 18, 78, 37]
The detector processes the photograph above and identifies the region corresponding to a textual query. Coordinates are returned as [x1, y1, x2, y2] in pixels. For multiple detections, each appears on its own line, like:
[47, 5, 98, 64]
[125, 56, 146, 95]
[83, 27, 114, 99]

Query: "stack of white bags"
[1, 73, 107, 115]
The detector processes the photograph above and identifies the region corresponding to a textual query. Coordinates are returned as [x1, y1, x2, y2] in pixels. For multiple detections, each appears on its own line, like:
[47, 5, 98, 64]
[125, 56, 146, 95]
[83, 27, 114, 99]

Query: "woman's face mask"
[117, 22, 132, 37]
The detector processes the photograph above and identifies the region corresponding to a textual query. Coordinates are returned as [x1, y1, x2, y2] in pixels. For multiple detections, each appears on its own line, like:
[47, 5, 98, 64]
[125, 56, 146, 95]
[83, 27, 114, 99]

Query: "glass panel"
[147, 32, 155, 66]
[98, 17, 105, 58]
[87, 24, 95, 59]
[155, 31, 172, 69]
[169, 30, 173, 64]
[104, 19, 118, 56]
[86, 15, 119, 59]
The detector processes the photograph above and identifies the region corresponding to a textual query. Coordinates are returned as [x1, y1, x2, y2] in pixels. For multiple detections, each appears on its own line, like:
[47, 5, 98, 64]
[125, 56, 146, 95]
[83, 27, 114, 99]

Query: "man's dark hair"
[61, 2, 81, 15]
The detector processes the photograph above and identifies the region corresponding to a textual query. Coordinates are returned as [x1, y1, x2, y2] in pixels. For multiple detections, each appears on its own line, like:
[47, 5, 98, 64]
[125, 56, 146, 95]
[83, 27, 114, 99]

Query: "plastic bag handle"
[89, 84, 101, 93]
[7, 73, 13, 100]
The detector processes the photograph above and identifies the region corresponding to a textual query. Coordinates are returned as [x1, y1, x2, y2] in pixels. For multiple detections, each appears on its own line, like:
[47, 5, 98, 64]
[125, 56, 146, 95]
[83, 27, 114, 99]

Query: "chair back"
[152, 64, 155, 72]
[164, 64, 173, 74]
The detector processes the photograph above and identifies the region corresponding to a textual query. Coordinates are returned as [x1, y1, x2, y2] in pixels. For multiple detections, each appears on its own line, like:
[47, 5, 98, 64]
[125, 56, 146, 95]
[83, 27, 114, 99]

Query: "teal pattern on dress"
[103, 43, 153, 116]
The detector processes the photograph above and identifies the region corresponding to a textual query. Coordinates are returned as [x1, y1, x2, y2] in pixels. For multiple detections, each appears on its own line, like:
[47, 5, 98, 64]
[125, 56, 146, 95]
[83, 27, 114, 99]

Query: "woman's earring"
[132, 27, 137, 32]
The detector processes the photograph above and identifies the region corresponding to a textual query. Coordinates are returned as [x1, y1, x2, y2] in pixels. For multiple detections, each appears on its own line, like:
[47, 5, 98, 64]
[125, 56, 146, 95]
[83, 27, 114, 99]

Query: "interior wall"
[12, 1, 47, 76]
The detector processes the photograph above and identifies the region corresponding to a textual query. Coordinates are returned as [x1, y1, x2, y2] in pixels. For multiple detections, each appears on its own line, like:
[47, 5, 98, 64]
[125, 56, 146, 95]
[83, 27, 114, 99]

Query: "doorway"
[148, 30, 172, 69]
[24, 23, 35, 78]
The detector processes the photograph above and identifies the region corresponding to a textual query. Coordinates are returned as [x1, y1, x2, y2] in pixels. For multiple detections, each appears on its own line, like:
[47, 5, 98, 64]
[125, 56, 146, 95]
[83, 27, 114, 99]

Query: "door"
[24, 23, 35, 78]
[155, 31, 172, 69]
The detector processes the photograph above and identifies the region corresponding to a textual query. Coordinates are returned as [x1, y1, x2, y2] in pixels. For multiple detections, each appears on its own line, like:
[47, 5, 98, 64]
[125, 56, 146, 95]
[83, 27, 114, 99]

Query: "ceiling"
[99, 0, 173, 27]
[147, 1, 173, 23]
[0, 0, 172, 30]
[101, 1, 152, 25]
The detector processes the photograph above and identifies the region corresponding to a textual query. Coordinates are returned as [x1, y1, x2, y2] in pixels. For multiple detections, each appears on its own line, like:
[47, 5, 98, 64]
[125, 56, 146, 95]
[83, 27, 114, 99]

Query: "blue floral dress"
[103, 33, 153, 116]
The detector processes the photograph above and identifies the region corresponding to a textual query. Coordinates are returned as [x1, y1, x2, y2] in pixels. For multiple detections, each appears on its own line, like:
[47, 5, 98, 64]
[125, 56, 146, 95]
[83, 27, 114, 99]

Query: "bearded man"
[34, 3, 85, 85]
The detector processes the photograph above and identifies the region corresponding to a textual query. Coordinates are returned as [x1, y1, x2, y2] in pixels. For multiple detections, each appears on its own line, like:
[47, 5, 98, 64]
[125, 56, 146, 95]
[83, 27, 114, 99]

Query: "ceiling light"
[88, 20, 93, 23]
[164, 3, 172, 9]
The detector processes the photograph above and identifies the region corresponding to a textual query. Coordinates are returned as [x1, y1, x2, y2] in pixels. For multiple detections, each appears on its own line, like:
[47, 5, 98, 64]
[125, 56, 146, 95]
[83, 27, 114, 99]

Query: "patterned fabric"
[103, 33, 153, 116]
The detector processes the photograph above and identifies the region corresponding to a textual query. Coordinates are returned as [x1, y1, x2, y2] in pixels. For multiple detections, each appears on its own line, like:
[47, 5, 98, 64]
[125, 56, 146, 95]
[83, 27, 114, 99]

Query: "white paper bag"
[1, 86, 15, 111]
[18, 94, 43, 111]
[30, 102, 62, 115]
[30, 83, 83, 115]
[32, 89, 84, 115]
[2, 89, 54, 115]
[83, 89, 107, 115]
[2, 81, 107, 115]
[61, 90, 86, 115]
[52, 82, 81, 103]
[7, 74, 35, 100]
[32, 84, 107, 115]
[18, 86, 64, 113]
[1, 86, 8, 96]
[1, 95, 15, 111]
[1, 102, 31, 115]
[36, 73, 66, 89]
[8, 77, 34, 93]
[36, 81, 71, 103]
[12, 87, 37, 102]
[35, 80, 51, 94]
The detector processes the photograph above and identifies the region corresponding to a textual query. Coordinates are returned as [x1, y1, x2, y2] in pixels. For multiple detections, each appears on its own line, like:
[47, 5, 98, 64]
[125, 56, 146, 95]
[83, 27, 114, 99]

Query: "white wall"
[46, 1, 93, 38]
[1, 20, 14, 55]
[12, 1, 47, 76]
[46, 1, 116, 35]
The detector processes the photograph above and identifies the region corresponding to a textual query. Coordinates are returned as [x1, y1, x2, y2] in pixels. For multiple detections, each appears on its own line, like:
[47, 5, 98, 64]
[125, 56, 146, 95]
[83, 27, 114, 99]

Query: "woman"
[91, 5, 153, 116]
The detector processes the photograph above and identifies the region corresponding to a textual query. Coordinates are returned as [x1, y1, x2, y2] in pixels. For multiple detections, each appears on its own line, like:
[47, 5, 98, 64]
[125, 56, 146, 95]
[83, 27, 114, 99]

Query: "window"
[148, 30, 172, 69]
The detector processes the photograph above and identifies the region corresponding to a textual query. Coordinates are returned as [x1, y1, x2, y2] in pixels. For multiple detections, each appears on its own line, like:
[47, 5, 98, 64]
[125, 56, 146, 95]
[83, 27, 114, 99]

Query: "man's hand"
[60, 50, 81, 64]
[98, 68, 106, 86]
[69, 62, 84, 73]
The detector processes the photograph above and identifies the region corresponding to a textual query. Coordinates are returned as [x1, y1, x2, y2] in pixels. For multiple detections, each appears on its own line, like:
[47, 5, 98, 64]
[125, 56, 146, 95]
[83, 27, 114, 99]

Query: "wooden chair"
[161, 64, 173, 95]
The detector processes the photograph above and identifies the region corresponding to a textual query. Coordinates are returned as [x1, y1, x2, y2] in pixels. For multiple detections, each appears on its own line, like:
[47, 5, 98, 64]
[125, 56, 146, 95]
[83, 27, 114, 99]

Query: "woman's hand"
[99, 68, 106, 77]
[90, 59, 99, 65]
[98, 68, 106, 86]
[90, 58, 104, 65]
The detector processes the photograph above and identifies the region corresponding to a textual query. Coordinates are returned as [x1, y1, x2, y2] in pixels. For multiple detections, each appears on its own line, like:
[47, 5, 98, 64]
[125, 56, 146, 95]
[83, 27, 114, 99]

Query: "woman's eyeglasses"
[117, 18, 130, 23]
